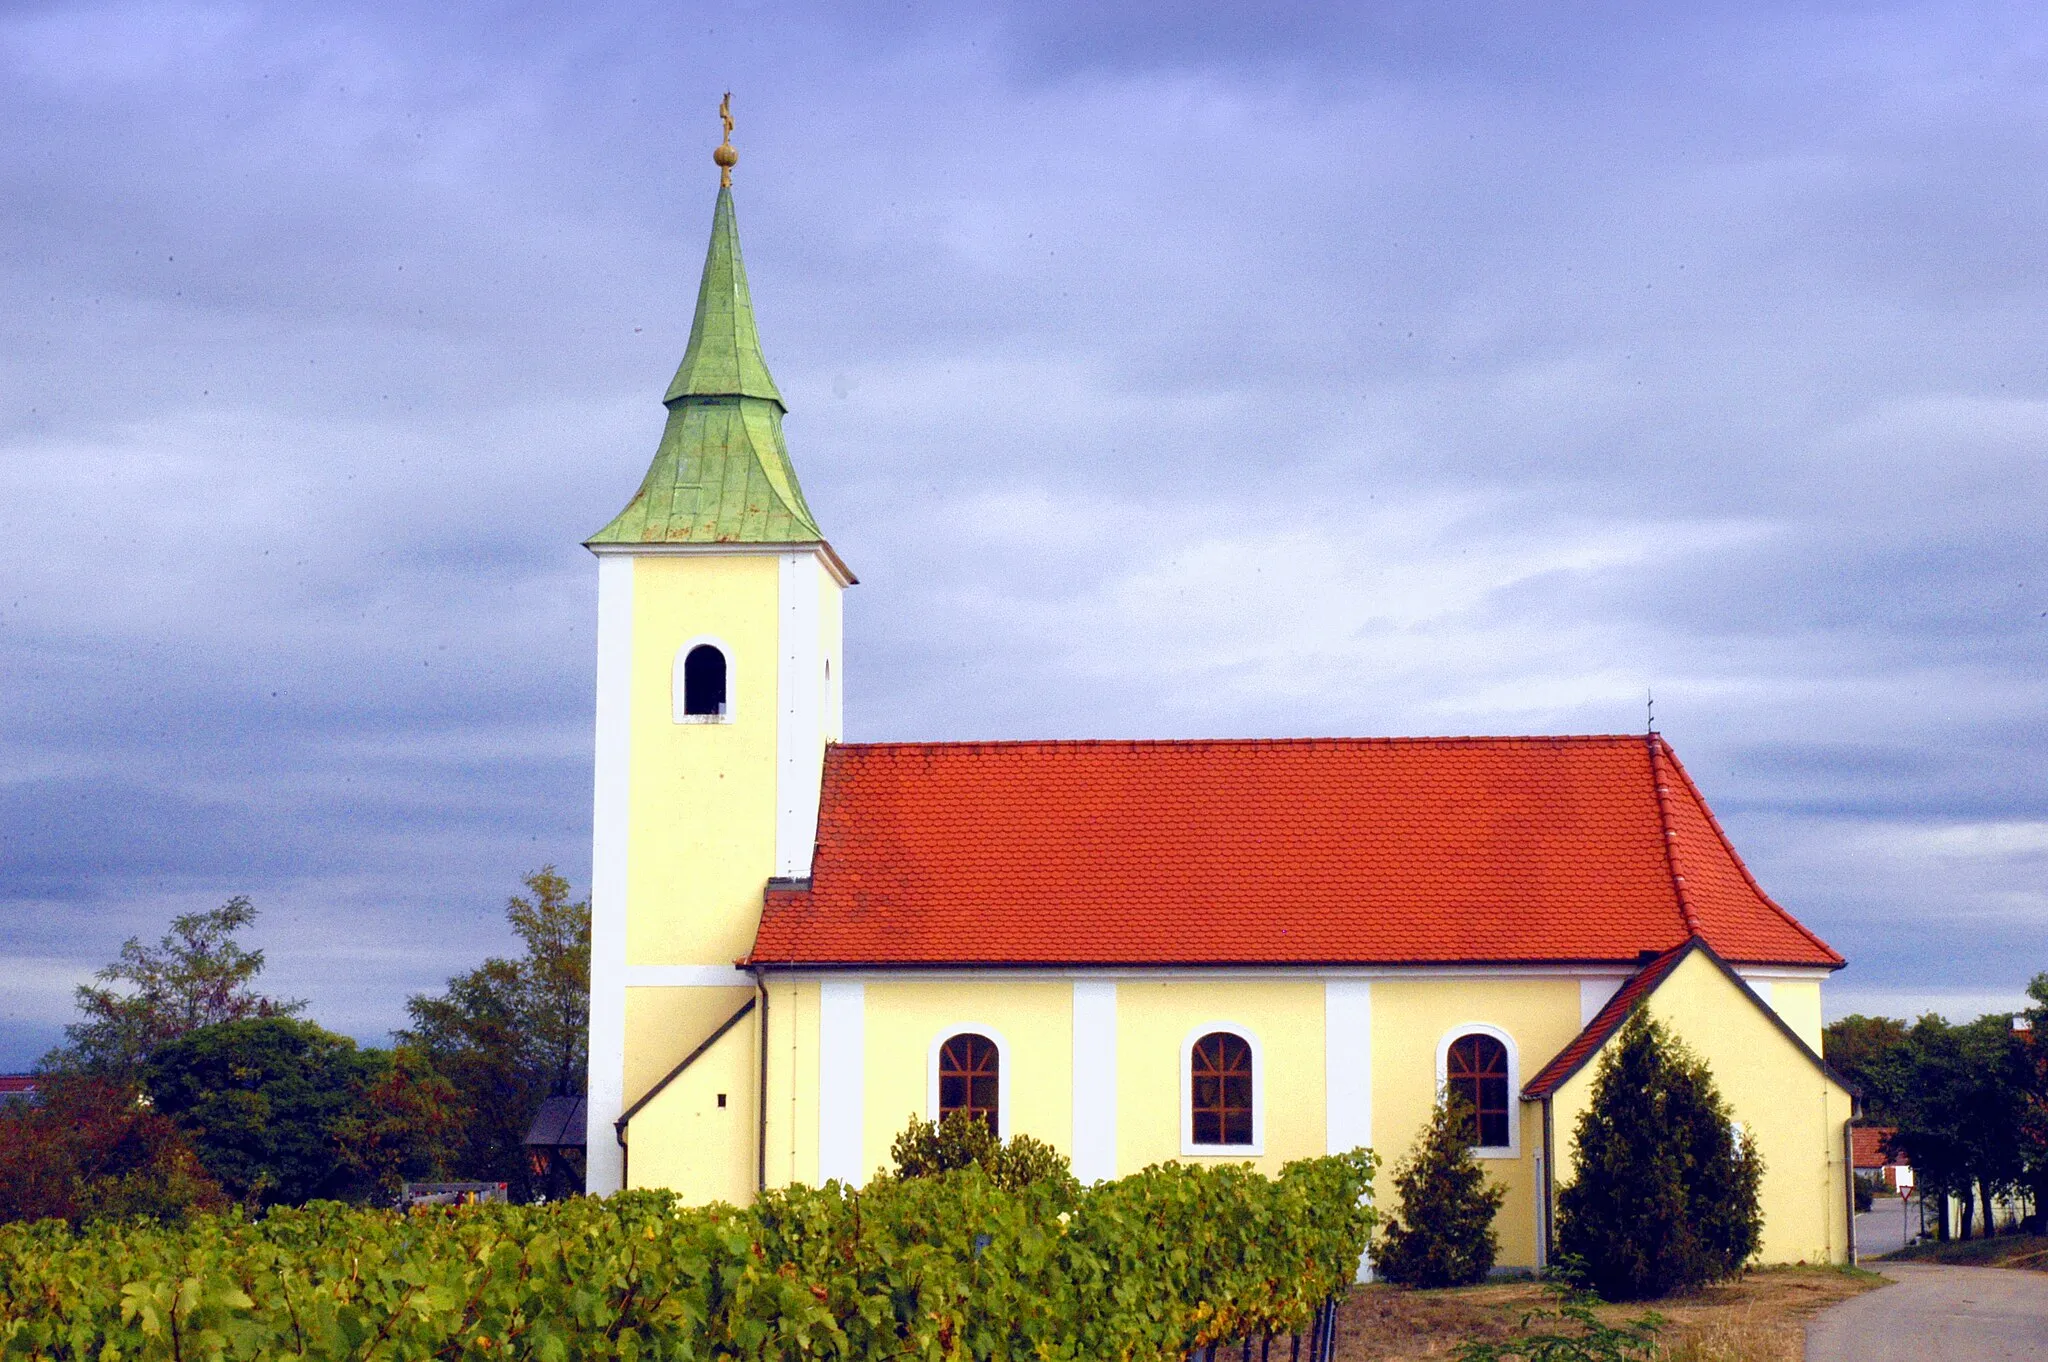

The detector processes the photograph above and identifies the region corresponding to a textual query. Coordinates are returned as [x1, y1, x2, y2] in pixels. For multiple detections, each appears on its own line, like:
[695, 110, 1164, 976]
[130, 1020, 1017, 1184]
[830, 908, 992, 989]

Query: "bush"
[1555, 1012, 1763, 1300]
[890, 1110, 1079, 1194]
[0, 1074, 227, 1227]
[1454, 1285, 1662, 1362]
[0, 1150, 1377, 1358]
[1376, 1090, 1506, 1286]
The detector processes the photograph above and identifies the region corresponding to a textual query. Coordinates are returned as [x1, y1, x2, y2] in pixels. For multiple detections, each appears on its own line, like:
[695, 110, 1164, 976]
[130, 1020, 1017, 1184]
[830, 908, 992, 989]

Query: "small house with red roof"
[580, 134, 1857, 1272]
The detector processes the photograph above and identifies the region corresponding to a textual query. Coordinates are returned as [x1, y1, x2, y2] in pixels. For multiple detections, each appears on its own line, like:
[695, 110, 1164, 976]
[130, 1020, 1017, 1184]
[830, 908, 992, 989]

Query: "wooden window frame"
[1180, 1024, 1263, 1155]
[927, 1026, 1009, 1139]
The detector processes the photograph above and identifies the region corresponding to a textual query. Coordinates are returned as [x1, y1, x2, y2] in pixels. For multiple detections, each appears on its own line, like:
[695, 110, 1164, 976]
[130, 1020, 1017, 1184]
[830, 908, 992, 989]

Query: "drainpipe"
[754, 967, 770, 1195]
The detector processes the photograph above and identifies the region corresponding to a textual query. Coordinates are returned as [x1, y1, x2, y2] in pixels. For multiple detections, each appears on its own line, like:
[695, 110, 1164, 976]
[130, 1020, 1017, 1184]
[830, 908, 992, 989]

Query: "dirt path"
[1805, 1263, 2048, 1361]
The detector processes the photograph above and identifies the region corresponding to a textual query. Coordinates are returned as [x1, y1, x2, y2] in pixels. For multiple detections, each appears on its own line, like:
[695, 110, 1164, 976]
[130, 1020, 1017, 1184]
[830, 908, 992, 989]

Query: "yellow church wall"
[762, 976, 821, 1190]
[624, 1006, 759, 1204]
[1550, 953, 1852, 1265]
[859, 981, 1074, 1183]
[1370, 977, 1583, 1269]
[625, 553, 782, 967]
[1767, 979, 1824, 1053]
[1114, 980, 1325, 1176]
[623, 985, 754, 1109]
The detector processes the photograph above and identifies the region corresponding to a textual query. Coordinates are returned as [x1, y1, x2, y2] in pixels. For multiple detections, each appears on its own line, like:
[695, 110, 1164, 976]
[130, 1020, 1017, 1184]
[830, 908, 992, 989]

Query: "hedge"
[0, 1150, 1375, 1360]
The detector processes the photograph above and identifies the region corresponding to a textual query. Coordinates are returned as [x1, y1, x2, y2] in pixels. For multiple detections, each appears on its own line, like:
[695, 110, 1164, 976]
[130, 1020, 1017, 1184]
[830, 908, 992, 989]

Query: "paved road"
[1853, 1197, 1921, 1258]
[1806, 1263, 2048, 1361]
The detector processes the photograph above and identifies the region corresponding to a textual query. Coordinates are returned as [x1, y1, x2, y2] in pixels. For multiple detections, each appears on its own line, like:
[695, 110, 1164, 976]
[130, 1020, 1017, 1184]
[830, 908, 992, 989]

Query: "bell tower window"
[673, 639, 733, 723]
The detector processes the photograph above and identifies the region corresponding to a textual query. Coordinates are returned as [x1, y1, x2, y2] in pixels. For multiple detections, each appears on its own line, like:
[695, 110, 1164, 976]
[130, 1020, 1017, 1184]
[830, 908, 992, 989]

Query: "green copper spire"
[588, 182, 823, 546]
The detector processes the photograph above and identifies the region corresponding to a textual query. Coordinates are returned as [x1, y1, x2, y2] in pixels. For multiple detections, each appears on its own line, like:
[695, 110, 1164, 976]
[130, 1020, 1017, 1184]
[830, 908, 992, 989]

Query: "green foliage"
[1868, 1010, 2031, 1239]
[1453, 1286, 1662, 1362]
[0, 1150, 1376, 1360]
[143, 1018, 451, 1209]
[43, 897, 302, 1079]
[0, 1075, 227, 1227]
[397, 866, 591, 1200]
[1822, 1014, 1911, 1124]
[1375, 1091, 1505, 1287]
[1555, 1013, 1761, 1300]
[889, 1111, 1081, 1195]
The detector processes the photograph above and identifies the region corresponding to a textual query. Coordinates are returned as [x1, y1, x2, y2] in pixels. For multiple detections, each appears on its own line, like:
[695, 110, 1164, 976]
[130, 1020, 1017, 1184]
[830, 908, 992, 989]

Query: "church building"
[583, 131, 1858, 1271]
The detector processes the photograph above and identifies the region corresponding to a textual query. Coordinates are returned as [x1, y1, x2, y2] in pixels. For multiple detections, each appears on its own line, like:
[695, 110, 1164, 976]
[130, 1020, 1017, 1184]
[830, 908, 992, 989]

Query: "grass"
[1882, 1230, 2048, 1272]
[1333, 1265, 1886, 1361]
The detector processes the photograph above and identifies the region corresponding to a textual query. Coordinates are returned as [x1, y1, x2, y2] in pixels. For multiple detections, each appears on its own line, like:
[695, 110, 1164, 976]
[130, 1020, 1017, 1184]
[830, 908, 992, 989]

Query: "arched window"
[1189, 1031, 1254, 1147]
[677, 643, 727, 719]
[1446, 1033, 1511, 1149]
[937, 1032, 999, 1131]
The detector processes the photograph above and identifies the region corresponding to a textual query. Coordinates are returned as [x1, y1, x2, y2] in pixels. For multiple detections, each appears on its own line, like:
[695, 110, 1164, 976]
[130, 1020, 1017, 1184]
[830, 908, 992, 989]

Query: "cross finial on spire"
[714, 93, 737, 187]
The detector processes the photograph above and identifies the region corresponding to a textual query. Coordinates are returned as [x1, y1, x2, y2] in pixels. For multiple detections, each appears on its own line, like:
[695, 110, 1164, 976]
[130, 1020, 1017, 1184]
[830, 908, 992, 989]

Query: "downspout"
[755, 966, 769, 1195]
[1542, 1098, 1557, 1268]
[1844, 1120, 1857, 1266]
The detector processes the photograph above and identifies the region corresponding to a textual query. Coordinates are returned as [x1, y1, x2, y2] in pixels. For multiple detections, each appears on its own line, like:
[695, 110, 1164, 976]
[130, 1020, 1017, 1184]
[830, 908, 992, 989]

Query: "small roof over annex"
[745, 734, 1843, 971]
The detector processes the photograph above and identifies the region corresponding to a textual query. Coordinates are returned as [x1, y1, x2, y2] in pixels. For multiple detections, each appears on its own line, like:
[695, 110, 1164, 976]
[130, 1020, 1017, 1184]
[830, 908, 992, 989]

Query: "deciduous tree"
[397, 867, 590, 1199]
[45, 896, 303, 1078]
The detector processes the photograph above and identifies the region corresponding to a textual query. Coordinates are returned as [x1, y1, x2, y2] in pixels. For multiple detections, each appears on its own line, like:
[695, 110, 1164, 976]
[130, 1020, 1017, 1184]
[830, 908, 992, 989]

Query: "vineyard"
[0, 1151, 1375, 1361]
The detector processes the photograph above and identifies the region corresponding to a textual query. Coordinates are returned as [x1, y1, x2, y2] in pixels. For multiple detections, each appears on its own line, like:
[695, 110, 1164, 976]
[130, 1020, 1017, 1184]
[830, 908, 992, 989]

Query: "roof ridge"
[1647, 734, 1703, 936]
[1654, 739, 1845, 966]
[832, 734, 1655, 753]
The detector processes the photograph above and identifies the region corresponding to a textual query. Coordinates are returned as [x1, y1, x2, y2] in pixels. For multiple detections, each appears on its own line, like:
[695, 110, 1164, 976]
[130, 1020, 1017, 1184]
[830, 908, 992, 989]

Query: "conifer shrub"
[889, 1110, 1079, 1194]
[1555, 1012, 1763, 1300]
[1375, 1090, 1506, 1286]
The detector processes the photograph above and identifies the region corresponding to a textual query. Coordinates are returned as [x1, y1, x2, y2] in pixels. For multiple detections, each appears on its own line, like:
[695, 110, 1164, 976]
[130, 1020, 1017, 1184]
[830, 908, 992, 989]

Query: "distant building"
[582, 126, 1859, 1273]
[1852, 1125, 1911, 1193]
[0, 1075, 36, 1106]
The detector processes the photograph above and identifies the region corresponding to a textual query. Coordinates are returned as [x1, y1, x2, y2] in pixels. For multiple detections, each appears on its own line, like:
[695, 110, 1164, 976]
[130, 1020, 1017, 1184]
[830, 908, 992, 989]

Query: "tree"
[144, 1017, 449, 1207]
[397, 867, 590, 1200]
[888, 1111, 1076, 1194]
[1374, 1090, 1505, 1287]
[1555, 1012, 1761, 1300]
[45, 896, 302, 1078]
[0, 1073, 226, 1225]
[2021, 973, 2048, 1233]
[1879, 1012, 2028, 1239]
[1822, 1014, 1912, 1124]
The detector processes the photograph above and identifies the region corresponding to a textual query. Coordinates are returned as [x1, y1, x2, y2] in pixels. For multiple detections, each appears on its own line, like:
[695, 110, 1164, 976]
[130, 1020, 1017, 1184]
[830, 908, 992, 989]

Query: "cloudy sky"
[3, 1, 2044, 1068]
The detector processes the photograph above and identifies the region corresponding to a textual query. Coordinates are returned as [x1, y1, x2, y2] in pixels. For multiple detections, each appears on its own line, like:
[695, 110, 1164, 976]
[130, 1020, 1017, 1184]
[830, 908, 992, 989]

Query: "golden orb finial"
[714, 92, 737, 187]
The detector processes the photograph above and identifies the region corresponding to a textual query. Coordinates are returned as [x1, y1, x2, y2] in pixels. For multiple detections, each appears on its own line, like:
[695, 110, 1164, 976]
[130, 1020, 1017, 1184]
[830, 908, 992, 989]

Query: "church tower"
[583, 107, 851, 1194]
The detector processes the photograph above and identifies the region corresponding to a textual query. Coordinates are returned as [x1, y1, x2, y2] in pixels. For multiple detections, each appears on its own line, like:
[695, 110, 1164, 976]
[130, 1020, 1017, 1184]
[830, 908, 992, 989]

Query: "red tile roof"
[1852, 1126, 1901, 1169]
[746, 735, 1843, 970]
[1521, 943, 1692, 1098]
[1521, 936, 1846, 1100]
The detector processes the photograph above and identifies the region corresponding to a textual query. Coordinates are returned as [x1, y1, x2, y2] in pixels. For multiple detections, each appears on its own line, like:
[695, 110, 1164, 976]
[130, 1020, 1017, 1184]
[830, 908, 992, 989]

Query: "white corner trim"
[1434, 1023, 1522, 1159]
[1324, 981, 1372, 1157]
[774, 554, 824, 878]
[1180, 1023, 1265, 1157]
[1071, 983, 1117, 1182]
[585, 554, 634, 1194]
[623, 965, 754, 988]
[1579, 977, 1627, 1027]
[671, 634, 735, 723]
[926, 1024, 1012, 1141]
[817, 980, 866, 1184]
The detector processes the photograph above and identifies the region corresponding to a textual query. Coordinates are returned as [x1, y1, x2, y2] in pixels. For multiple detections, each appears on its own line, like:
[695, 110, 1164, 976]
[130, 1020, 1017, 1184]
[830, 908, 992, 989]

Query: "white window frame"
[1181, 1023, 1264, 1157]
[672, 636, 735, 724]
[927, 1025, 1010, 1141]
[1435, 1023, 1521, 1159]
